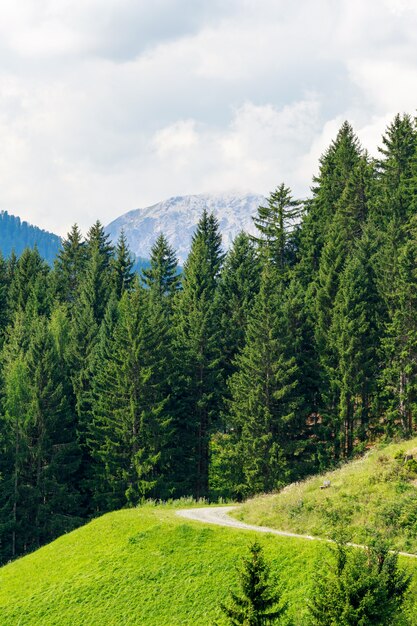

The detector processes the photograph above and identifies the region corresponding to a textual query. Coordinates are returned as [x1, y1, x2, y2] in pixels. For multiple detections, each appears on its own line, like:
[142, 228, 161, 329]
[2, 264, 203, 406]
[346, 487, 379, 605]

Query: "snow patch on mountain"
[106, 192, 265, 264]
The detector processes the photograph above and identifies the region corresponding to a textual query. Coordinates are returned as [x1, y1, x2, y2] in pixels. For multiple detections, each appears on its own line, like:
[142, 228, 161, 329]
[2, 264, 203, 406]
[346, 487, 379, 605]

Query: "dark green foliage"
[252, 183, 302, 272]
[0, 313, 81, 561]
[226, 263, 299, 497]
[8, 247, 50, 317]
[217, 232, 261, 383]
[331, 232, 382, 454]
[380, 216, 417, 435]
[112, 230, 135, 298]
[174, 212, 224, 497]
[4, 112, 417, 566]
[221, 542, 287, 625]
[89, 284, 171, 508]
[54, 224, 86, 306]
[309, 539, 411, 625]
[142, 233, 180, 299]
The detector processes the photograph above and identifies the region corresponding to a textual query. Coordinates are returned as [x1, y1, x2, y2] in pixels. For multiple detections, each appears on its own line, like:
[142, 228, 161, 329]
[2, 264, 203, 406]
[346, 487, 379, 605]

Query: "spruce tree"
[84, 221, 114, 323]
[221, 542, 287, 625]
[89, 283, 171, 508]
[252, 183, 302, 272]
[174, 213, 224, 497]
[0, 314, 81, 559]
[0, 314, 31, 562]
[112, 230, 135, 299]
[297, 121, 362, 286]
[0, 253, 10, 343]
[227, 263, 299, 497]
[331, 231, 382, 455]
[217, 232, 260, 380]
[309, 541, 410, 625]
[380, 215, 417, 434]
[8, 247, 50, 317]
[142, 233, 180, 300]
[53, 224, 86, 307]
[25, 315, 81, 549]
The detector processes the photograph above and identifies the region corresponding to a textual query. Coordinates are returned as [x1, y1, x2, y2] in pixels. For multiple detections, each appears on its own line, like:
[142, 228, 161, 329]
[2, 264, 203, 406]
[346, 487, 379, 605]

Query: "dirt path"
[177, 506, 318, 541]
[176, 506, 417, 559]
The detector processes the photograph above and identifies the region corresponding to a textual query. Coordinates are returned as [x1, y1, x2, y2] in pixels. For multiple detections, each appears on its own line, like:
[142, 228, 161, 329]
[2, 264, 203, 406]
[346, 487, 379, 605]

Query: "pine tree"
[112, 230, 135, 299]
[252, 183, 302, 272]
[192, 209, 225, 278]
[0, 253, 10, 343]
[217, 232, 261, 380]
[376, 113, 417, 226]
[8, 247, 50, 317]
[331, 231, 382, 455]
[227, 263, 299, 497]
[0, 314, 81, 560]
[89, 284, 171, 508]
[142, 233, 180, 300]
[372, 115, 417, 317]
[221, 542, 287, 626]
[280, 277, 321, 476]
[309, 540, 410, 625]
[313, 157, 373, 458]
[53, 224, 86, 306]
[297, 121, 362, 286]
[84, 221, 114, 323]
[380, 215, 417, 435]
[24, 316, 81, 549]
[174, 213, 224, 497]
[0, 314, 31, 562]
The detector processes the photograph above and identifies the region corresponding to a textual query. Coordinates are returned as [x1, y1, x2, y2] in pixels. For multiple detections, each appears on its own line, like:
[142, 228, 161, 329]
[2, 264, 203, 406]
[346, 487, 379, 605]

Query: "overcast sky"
[1, 0, 417, 235]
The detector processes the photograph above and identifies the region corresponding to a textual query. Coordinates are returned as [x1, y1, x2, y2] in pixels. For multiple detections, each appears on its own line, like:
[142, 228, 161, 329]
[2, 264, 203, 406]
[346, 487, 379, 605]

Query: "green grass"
[5, 439, 417, 624]
[234, 437, 417, 553]
[0, 502, 329, 625]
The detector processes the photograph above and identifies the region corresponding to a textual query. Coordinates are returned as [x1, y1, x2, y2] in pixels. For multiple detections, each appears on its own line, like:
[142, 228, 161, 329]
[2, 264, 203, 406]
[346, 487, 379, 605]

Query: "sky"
[1, 0, 417, 235]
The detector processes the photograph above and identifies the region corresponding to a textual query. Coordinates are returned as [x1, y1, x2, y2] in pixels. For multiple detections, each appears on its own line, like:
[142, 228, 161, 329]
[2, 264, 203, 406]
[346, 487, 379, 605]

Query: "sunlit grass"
[234, 438, 417, 553]
[0, 503, 326, 625]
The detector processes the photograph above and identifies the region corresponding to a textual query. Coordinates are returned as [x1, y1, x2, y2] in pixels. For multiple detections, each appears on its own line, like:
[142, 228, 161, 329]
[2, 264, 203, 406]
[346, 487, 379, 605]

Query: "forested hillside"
[0, 211, 61, 264]
[1, 114, 417, 564]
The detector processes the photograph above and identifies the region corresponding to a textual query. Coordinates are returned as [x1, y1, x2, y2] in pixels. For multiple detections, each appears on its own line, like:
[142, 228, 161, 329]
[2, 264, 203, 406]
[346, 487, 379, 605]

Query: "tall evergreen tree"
[53, 224, 86, 307]
[380, 215, 417, 435]
[112, 230, 135, 299]
[0, 253, 10, 342]
[8, 247, 50, 317]
[142, 233, 180, 301]
[331, 231, 382, 455]
[174, 213, 224, 497]
[297, 121, 362, 286]
[83, 221, 114, 323]
[226, 263, 299, 497]
[0, 314, 81, 560]
[89, 284, 171, 508]
[217, 232, 261, 380]
[252, 183, 302, 272]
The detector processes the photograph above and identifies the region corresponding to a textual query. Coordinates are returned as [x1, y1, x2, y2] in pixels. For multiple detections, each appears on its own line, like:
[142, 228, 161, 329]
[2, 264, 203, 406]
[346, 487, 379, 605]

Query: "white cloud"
[0, 0, 416, 234]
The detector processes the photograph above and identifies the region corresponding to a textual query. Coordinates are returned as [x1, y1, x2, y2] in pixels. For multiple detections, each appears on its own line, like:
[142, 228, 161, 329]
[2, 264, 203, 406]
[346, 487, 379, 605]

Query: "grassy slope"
[235, 438, 417, 553]
[5, 440, 417, 625]
[0, 504, 327, 626]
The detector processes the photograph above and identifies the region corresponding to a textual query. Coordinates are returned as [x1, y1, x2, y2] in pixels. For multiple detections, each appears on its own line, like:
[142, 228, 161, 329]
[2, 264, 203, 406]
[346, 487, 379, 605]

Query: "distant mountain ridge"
[106, 192, 265, 264]
[0, 192, 266, 268]
[0, 211, 62, 265]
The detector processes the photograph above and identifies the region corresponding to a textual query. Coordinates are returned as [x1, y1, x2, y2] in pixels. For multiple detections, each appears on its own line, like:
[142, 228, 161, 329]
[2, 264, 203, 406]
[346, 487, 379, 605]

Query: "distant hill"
[106, 192, 265, 264]
[0, 211, 62, 265]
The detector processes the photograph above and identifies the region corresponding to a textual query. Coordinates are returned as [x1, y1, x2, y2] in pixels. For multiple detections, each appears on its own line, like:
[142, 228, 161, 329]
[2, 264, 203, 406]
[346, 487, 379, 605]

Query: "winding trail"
[176, 506, 417, 560]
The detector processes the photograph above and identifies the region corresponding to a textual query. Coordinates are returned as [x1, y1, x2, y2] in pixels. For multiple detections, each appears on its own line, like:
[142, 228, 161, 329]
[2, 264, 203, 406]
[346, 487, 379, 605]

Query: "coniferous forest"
[2, 114, 417, 564]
